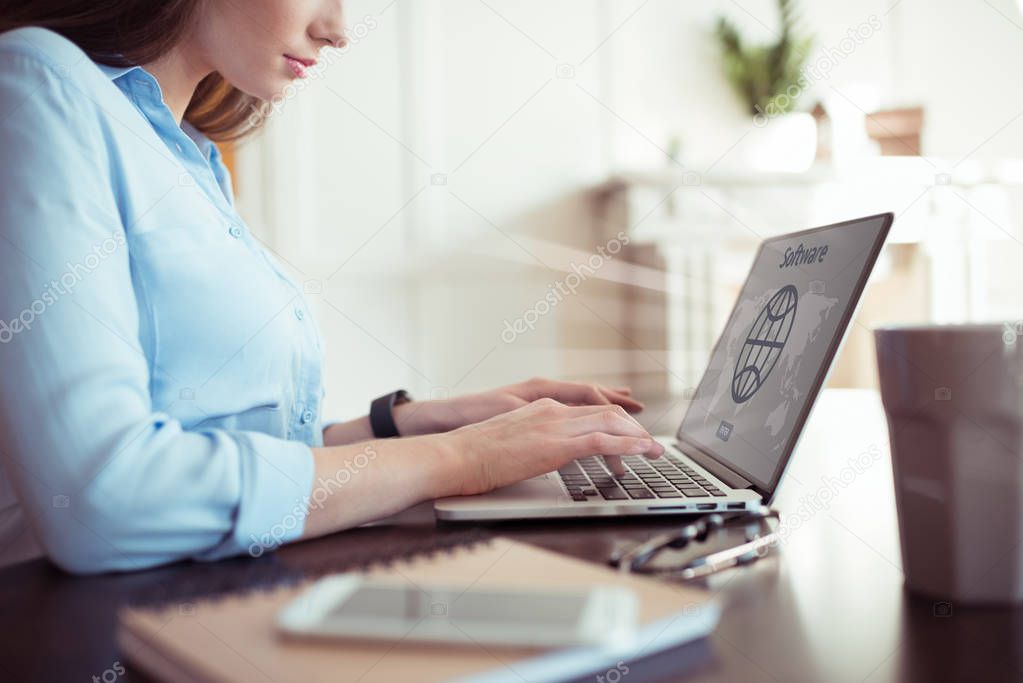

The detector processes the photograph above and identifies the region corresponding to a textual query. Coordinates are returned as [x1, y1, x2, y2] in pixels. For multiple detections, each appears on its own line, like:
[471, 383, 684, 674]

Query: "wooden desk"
[1, 390, 1020, 682]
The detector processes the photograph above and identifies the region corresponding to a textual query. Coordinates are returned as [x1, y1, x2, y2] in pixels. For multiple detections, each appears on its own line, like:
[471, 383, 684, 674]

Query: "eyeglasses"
[609, 505, 781, 581]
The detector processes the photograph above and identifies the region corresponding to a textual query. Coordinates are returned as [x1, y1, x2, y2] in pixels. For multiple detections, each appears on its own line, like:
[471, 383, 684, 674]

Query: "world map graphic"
[731, 285, 798, 404]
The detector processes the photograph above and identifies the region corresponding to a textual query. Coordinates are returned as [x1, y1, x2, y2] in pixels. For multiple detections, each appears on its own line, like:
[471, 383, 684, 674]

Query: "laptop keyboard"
[557, 453, 725, 502]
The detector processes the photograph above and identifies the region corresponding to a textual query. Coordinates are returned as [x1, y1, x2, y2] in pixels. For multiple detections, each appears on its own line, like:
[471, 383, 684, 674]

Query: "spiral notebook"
[117, 537, 719, 683]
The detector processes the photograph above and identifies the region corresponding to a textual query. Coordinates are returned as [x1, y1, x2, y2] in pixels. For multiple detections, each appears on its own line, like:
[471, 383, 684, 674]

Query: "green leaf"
[713, 0, 815, 116]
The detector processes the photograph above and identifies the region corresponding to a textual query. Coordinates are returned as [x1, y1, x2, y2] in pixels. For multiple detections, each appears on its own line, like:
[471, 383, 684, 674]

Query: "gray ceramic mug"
[875, 323, 1023, 604]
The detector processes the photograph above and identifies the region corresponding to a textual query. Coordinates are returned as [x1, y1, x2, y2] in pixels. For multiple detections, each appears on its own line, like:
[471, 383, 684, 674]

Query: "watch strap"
[370, 390, 411, 438]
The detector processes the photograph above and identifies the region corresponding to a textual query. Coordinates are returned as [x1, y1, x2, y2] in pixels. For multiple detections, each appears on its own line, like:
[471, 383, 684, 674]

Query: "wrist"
[422, 431, 471, 498]
[393, 399, 461, 436]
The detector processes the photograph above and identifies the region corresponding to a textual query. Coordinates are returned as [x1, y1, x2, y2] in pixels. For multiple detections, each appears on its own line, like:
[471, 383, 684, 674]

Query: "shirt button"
[301, 410, 314, 424]
[228, 225, 243, 238]
[294, 307, 305, 321]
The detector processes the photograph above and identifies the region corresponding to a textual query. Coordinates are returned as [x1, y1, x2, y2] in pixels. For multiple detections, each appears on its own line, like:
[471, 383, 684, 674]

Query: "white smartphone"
[277, 575, 638, 649]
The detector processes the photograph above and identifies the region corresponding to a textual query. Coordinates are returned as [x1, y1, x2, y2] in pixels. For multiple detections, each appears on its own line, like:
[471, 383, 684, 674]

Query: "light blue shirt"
[0, 27, 321, 573]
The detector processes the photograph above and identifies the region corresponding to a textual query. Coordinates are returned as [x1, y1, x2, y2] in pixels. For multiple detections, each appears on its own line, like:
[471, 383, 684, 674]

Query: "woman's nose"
[312, 1, 347, 49]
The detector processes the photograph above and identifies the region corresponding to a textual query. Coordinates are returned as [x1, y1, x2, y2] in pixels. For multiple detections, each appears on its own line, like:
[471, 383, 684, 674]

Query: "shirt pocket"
[126, 207, 298, 397]
[128, 207, 236, 257]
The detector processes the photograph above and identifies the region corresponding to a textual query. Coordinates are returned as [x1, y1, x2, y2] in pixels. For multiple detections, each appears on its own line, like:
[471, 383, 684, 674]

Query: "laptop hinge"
[674, 441, 753, 490]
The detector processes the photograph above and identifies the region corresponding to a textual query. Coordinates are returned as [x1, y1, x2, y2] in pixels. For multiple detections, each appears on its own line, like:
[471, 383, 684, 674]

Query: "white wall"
[238, 0, 620, 420]
[235, 0, 1023, 421]
[892, 0, 1023, 162]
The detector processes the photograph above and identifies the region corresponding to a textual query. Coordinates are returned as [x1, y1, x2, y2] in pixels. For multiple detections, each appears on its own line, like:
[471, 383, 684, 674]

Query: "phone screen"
[328, 585, 588, 627]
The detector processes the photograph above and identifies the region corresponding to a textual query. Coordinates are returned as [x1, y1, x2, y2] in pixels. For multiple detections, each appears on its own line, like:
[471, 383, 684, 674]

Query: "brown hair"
[0, 0, 262, 142]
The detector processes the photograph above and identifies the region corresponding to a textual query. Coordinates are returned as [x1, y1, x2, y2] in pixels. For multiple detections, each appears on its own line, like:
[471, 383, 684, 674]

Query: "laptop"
[435, 212, 893, 521]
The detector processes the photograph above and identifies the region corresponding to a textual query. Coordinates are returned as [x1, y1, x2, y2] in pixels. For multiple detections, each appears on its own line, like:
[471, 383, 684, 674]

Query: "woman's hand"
[321, 378, 649, 450]
[394, 377, 645, 436]
[440, 397, 665, 495]
[303, 398, 664, 542]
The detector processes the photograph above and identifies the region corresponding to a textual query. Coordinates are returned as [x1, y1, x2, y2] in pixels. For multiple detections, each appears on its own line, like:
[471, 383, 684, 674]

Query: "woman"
[0, 0, 663, 574]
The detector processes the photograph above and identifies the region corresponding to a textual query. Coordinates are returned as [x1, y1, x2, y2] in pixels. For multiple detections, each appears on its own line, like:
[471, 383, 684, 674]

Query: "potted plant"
[714, 0, 817, 171]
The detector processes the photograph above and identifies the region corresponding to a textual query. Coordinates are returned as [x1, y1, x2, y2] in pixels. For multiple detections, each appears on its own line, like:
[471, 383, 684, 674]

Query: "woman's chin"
[229, 73, 294, 103]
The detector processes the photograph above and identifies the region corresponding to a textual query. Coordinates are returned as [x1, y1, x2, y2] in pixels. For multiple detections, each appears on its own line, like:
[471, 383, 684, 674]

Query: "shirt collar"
[94, 60, 224, 178]
[95, 61, 164, 104]
[182, 119, 220, 165]
[95, 62, 141, 82]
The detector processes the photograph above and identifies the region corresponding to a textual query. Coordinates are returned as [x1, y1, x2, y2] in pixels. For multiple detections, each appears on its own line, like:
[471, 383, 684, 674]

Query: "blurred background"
[224, 0, 1023, 423]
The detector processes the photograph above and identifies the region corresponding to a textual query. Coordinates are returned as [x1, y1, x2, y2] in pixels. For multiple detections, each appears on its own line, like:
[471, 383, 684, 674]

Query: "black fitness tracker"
[369, 390, 412, 438]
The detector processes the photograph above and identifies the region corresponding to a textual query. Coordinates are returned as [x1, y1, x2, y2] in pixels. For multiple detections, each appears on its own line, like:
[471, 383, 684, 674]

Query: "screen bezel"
[675, 212, 894, 500]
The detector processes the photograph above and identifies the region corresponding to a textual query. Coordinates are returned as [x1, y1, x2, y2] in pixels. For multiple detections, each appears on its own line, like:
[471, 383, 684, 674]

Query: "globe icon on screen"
[731, 285, 798, 404]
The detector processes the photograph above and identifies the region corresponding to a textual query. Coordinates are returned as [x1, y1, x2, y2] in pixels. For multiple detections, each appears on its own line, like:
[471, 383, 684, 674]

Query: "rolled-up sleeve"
[0, 49, 314, 573]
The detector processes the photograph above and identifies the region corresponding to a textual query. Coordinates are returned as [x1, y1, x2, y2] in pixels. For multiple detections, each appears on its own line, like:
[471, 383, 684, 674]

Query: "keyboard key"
[563, 456, 732, 505]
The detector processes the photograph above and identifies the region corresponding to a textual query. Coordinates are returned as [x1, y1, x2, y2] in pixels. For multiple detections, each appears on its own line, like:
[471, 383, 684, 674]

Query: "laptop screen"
[677, 213, 891, 494]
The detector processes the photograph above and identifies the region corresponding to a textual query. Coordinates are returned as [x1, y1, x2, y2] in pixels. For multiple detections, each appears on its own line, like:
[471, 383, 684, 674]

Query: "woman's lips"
[284, 55, 316, 79]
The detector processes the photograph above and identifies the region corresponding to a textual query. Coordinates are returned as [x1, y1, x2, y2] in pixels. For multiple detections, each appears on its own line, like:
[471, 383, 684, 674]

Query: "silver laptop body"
[435, 213, 893, 521]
